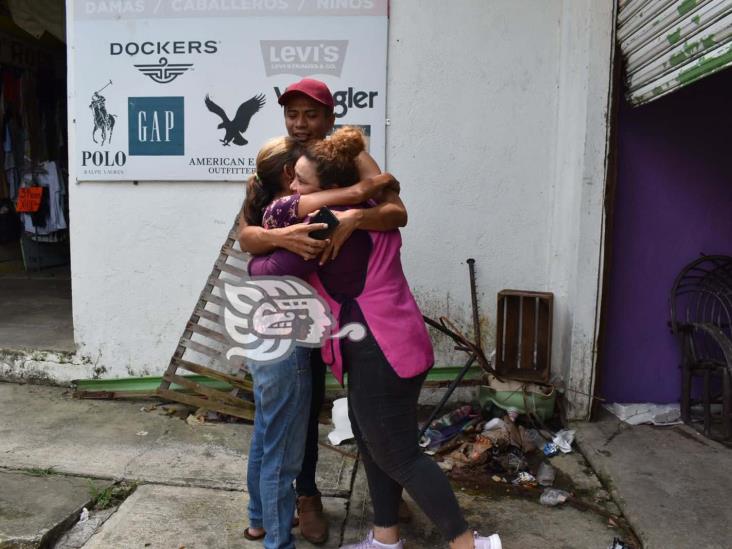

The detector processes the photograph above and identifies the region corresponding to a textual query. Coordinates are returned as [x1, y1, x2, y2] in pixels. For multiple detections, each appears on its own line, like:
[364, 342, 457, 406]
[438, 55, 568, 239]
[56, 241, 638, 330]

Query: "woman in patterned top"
[240, 135, 397, 549]
[247, 127, 502, 549]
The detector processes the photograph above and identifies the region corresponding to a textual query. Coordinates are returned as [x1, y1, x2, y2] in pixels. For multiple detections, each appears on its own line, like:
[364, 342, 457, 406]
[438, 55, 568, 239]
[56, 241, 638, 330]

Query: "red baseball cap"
[277, 78, 335, 110]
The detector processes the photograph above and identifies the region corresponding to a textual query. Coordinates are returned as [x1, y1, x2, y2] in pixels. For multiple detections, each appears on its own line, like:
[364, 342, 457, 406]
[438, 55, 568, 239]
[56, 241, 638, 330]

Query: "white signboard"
[68, 1, 388, 181]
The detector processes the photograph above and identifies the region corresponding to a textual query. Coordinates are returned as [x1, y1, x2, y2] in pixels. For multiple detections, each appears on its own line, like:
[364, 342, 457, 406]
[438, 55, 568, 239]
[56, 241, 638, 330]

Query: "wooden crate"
[495, 290, 553, 383]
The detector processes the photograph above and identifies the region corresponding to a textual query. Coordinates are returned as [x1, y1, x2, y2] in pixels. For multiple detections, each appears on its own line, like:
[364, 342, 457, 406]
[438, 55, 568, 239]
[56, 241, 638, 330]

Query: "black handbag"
[0, 198, 22, 243]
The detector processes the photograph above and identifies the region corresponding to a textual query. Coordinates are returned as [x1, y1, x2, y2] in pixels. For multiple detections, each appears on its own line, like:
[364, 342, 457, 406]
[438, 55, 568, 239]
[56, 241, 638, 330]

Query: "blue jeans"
[247, 346, 312, 549]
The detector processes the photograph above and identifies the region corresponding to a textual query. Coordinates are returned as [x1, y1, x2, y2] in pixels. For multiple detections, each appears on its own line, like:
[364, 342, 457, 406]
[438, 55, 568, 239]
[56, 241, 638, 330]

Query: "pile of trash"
[418, 400, 575, 507]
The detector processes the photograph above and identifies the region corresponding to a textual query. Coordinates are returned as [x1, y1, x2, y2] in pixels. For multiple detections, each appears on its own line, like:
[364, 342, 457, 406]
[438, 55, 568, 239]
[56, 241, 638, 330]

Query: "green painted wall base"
[73, 365, 484, 395]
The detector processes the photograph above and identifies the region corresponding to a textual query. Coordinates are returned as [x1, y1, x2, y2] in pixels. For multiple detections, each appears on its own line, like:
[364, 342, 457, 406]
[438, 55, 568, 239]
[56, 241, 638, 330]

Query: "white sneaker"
[473, 531, 502, 549]
[340, 530, 404, 549]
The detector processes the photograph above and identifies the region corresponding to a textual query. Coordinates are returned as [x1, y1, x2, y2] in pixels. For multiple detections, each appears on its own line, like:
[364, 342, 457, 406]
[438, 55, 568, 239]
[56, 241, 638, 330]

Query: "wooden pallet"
[156, 216, 255, 420]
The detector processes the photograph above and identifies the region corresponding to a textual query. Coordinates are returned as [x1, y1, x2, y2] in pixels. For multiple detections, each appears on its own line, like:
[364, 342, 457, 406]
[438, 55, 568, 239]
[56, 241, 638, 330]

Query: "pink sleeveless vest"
[309, 230, 434, 384]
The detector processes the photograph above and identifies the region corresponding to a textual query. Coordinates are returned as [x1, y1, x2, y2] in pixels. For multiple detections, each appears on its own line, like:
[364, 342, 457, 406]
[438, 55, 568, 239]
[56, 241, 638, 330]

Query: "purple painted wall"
[599, 68, 732, 404]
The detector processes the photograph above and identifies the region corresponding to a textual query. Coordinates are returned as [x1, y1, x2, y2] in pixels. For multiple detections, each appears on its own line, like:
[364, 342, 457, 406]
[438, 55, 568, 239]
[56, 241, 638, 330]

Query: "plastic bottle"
[539, 488, 569, 506]
[536, 462, 556, 487]
[432, 404, 474, 428]
[525, 428, 545, 448]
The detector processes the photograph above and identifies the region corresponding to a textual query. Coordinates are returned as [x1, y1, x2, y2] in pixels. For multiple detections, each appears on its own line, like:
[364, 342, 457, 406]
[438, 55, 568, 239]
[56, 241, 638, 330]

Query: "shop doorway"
[0, 2, 72, 352]
[598, 67, 732, 418]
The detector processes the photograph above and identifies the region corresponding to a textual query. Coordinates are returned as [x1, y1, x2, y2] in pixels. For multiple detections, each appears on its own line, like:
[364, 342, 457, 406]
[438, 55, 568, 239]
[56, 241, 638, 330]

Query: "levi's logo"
[260, 40, 348, 77]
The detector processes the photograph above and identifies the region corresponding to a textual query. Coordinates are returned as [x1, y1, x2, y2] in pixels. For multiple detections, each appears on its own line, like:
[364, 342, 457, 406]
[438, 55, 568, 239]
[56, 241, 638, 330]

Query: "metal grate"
[494, 290, 553, 383]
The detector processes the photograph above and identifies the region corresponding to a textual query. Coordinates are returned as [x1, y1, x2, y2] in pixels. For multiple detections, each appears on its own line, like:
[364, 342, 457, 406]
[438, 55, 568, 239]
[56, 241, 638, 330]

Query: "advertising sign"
[69, 1, 388, 181]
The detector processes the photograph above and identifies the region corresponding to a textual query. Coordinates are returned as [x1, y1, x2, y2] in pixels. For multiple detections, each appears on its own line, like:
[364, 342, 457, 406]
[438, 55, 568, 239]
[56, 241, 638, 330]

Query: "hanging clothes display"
[19, 161, 66, 236]
[0, 36, 69, 269]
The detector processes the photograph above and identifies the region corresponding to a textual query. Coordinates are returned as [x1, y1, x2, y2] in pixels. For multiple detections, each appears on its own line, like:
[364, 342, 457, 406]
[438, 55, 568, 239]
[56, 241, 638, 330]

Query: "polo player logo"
[222, 277, 365, 365]
[89, 80, 117, 146]
[204, 93, 265, 146]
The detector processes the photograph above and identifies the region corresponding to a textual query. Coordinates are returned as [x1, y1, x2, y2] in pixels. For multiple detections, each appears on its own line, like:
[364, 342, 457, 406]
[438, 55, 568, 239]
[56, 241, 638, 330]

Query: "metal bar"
[418, 354, 477, 441]
[467, 258, 482, 352]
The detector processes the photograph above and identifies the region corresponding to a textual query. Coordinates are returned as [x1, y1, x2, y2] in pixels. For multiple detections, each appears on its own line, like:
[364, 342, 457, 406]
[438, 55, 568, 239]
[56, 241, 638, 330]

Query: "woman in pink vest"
[249, 127, 501, 549]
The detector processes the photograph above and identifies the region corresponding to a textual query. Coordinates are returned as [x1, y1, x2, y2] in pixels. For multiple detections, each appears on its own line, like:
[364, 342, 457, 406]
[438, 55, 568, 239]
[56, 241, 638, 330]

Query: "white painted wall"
[57, 1, 613, 418]
[387, 0, 564, 359]
[388, 1, 615, 418]
[548, 1, 616, 419]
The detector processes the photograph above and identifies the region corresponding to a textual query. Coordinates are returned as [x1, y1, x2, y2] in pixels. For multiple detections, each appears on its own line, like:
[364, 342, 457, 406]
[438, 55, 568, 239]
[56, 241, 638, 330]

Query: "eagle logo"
[205, 93, 265, 146]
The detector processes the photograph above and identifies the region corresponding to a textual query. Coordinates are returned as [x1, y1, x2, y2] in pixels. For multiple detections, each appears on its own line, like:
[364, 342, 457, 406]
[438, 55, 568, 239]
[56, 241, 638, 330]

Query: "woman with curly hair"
[241, 134, 397, 549]
[248, 127, 502, 549]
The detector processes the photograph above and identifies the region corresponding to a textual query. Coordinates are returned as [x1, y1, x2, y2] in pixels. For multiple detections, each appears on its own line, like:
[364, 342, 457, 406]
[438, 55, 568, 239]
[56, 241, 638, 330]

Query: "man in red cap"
[239, 78, 409, 545]
[241, 78, 405, 262]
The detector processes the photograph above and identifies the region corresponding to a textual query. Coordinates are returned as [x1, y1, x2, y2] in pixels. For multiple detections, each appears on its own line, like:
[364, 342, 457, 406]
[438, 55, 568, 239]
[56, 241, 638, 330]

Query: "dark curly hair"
[302, 126, 365, 189]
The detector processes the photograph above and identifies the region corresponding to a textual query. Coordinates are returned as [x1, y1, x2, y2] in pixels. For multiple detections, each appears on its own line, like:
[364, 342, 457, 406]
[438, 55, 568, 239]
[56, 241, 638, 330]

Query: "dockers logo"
[205, 94, 265, 146]
[260, 40, 348, 77]
[134, 58, 193, 84]
[110, 40, 218, 84]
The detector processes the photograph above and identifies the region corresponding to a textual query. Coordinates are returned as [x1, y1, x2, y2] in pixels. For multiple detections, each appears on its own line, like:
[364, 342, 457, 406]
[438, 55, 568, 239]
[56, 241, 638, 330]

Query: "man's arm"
[353, 151, 407, 228]
[296, 172, 398, 218]
[316, 150, 408, 263]
[238, 211, 329, 260]
[354, 150, 381, 179]
[357, 190, 407, 230]
[318, 190, 407, 264]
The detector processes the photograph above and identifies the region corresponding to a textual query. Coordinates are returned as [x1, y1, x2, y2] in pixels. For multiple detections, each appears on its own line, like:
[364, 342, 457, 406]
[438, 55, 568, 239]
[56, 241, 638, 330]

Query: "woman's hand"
[279, 222, 330, 260]
[319, 209, 363, 264]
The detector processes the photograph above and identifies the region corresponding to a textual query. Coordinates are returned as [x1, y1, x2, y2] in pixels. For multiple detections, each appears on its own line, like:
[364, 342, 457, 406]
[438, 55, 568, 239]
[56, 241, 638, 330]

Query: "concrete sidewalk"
[1, 382, 631, 548]
[574, 411, 732, 549]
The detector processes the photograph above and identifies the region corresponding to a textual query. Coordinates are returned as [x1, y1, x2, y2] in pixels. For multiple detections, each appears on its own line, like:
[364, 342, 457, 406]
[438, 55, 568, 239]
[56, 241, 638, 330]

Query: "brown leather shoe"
[398, 498, 413, 523]
[297, 495, 329, 544]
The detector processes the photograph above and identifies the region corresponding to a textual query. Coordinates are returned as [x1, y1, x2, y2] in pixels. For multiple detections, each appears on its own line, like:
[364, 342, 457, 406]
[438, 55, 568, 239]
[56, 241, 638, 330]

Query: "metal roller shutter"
[618, 0, 732, 105]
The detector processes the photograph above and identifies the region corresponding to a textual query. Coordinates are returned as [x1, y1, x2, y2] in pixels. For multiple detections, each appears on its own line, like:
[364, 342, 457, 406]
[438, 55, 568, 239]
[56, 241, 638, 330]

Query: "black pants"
[343, 327, 469, 542]
[296, 348, 326, 497]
